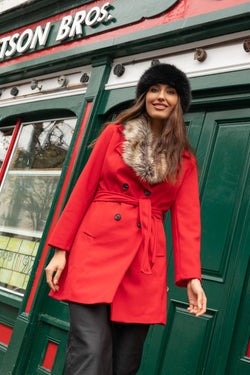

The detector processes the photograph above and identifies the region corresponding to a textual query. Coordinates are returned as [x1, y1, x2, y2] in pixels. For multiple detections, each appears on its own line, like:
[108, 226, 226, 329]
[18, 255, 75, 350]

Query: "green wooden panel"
[0, 94, 84, 125]
[0, 302, 19, 327]
[222, 158, 250, 374]
[140, 107, 250, 375]
[189, 110, 249, 374]
[200, 121, 249, 278]
[226, 260, 250, 374]
[0, 312, 30, 375]
[157, 302, 214, 375]
[0, 343, 7, 367]
[184, 111, 206, 150]
[25, 320, 68, 375]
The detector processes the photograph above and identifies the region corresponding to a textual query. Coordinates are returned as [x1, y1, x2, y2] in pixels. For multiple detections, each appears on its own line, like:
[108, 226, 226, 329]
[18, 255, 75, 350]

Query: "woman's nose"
[158, 89, 166, 100]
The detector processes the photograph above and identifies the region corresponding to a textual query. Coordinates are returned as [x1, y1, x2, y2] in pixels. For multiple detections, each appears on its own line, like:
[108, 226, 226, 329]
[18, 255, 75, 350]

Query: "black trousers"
[64, 302, 149, 375]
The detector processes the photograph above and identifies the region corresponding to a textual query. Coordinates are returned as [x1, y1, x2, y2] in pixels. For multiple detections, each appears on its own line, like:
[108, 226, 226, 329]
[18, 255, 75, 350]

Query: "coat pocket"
[81, 231, 95, 239]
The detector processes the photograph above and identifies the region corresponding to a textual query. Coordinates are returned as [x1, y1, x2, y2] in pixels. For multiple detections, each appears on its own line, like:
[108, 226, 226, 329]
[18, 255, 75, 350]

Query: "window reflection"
[11, 119, 74, 170]
[0, 118, 77, 294]
[0, 126, 14, 169]
[0, 175, 59, 234]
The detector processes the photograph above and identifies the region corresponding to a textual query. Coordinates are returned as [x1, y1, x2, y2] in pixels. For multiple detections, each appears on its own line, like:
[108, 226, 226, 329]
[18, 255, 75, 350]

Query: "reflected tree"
[0, 119, 75, 233]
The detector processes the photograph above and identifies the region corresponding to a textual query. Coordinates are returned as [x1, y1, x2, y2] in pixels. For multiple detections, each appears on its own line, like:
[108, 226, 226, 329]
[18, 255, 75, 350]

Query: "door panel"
[226, 257, 250, 374]
[198, 113, 249, 281]
[140, 107, 250, 375]
[184, 111, 205, 150]
[197, 110, 249, 374]
[157, 302, 215, 375]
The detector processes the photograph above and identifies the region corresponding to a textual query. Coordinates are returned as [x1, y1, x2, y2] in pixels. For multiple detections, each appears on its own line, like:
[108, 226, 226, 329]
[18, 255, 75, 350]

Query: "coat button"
[137, 222, 141, 228]
[114, 214, 121, 221]
[123, 183, 129, 190]
[144, 189, 151, 196]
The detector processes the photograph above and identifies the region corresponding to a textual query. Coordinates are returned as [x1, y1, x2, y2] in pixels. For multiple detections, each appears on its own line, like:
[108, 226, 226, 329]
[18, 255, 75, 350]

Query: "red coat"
[48, 123, 201, 324]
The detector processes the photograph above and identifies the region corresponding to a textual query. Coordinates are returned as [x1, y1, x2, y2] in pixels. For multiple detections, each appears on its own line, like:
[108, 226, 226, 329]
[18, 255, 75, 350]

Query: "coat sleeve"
[170, 158, 202, 287]
[48, 124, 116, 251]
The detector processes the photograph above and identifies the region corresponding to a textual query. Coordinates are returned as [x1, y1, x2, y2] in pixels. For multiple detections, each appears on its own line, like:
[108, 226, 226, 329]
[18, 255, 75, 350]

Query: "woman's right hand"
[45, 249, 67, 292]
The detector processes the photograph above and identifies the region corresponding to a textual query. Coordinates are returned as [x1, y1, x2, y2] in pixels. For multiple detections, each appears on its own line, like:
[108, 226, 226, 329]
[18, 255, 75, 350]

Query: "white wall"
[0, 0, 37, 14]
[106, 31, 250, 91]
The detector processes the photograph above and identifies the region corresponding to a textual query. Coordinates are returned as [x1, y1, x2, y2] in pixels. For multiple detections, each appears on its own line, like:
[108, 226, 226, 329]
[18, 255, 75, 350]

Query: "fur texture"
[136, 63, 191, 113]
[122, 116, 168, 185]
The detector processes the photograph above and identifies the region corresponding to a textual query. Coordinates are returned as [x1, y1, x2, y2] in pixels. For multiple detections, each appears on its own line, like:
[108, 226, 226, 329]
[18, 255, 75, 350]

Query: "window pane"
[11, 119, 75, 170]
[0, 174, 60, 234]
[0, 118, 77, 295]
[0, 126, 15, 170]
[0, 235, 39, 294]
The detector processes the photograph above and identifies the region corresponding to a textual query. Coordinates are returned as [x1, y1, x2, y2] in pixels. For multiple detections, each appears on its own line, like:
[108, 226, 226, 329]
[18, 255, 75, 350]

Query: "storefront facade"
[0, 1, 249, 374]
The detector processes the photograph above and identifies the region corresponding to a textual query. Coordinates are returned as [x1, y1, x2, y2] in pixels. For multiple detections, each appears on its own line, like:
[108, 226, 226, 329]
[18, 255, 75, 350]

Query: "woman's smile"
[153, 102, 168, 110]
[146, 83, 178, 126]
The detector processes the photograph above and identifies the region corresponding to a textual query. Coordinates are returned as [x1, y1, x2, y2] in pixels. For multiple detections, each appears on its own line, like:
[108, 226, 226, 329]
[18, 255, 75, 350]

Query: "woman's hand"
[187, 278, 207, 317]
[45, 249, 67, 292]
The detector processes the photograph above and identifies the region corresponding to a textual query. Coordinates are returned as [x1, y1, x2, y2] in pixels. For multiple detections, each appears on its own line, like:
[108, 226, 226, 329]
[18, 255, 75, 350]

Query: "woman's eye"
[167, 89, 176, 95]
[150, 87, 159, 93]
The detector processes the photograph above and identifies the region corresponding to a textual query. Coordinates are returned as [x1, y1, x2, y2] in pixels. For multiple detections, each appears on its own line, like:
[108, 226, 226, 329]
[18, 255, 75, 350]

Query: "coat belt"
[93, 190, 164, 274]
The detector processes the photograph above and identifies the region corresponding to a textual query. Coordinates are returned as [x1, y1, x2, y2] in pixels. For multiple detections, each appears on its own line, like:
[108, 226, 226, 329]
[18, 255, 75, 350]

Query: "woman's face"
[145, 83, 178, 125]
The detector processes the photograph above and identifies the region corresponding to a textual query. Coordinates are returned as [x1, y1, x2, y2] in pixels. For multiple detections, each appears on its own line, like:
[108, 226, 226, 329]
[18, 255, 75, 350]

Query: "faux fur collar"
[122, 116, 168, 185]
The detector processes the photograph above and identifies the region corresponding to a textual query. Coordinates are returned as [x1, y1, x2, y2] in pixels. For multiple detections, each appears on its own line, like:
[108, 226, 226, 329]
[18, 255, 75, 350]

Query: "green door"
[139, 107, 250, 374]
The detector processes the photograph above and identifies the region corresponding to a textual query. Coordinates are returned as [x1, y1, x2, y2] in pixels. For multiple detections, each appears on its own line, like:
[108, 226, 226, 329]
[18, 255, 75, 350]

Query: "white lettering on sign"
[56, 2, 113, 42]
[0, 22, 52, 60]
[0, 2, 113, 61]
[56, 16, 73, 42]
[0, 37, 11, 59]
[17, 29, 34, 53]
[30, 23, 52, 49]
[69, 11, 87, 38]
[5, 33, 19, 57]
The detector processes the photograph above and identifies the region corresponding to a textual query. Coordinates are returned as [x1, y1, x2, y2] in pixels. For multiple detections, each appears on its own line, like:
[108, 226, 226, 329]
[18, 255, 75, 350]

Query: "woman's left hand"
[187, 278, 207, 317]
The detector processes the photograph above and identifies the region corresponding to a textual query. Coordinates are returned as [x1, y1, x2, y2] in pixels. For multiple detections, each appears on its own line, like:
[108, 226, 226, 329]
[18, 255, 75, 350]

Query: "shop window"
[0, 125, 15, 170]
[0, 117, 77, 295]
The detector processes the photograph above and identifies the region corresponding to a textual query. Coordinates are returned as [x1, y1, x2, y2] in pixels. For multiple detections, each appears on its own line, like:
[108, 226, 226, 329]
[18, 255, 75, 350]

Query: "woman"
[45, 63, 207, 375]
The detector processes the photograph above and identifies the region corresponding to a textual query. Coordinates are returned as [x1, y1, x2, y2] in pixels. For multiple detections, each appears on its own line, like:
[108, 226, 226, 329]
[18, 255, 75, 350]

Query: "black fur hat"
[136, 63, 191, 113]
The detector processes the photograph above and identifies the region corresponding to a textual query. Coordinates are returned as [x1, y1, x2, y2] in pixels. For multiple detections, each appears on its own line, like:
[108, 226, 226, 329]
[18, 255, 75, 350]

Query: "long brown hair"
[90, 92, 196, 183]
[113, 93, 196, 183]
